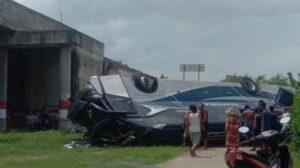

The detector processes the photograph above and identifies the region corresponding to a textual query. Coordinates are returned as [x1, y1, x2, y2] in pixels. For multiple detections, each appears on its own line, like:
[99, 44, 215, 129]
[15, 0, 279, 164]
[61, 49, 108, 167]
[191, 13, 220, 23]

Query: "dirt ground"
[157, 147, 229, 168]
[138, 147, 254, 168]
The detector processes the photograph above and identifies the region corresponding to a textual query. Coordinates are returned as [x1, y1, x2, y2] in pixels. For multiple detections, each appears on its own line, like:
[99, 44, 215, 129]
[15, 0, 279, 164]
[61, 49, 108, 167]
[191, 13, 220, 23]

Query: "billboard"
[180, 64, 205, 72]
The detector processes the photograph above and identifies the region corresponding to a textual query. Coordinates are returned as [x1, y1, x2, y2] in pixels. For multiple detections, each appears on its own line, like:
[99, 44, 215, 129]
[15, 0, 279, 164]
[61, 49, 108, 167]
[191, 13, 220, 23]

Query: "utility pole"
[183, 66, 186, 80]
[60, 11, 63, 23]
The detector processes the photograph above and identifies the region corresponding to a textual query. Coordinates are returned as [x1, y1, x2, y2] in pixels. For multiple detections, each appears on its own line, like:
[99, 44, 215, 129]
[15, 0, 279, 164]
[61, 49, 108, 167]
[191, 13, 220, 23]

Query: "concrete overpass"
[0, 0, 136, 130]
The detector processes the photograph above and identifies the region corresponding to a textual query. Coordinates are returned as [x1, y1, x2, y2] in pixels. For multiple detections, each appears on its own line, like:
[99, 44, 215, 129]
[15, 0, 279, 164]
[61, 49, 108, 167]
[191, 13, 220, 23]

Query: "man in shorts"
[186, 104, 201, 157]
[182, 104, 193, 146]
[242, 105, 255, 139]
[199, 104, 208, 149]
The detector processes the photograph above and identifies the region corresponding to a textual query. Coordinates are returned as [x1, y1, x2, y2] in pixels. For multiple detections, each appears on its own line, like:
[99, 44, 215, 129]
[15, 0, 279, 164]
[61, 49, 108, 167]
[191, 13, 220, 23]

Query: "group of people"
[182, 104, 208, 157]
[183, 101, 291, 157]
[225, 100, 291, 151]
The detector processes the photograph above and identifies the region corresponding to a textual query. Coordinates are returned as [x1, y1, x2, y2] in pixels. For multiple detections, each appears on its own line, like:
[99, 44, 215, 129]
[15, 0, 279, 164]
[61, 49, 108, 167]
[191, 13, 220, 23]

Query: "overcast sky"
[15, 0, 300, 81]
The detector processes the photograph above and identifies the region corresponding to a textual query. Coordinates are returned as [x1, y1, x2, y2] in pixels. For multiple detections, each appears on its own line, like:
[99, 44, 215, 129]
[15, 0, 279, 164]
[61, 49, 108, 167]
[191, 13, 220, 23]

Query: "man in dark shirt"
[269, 106, 280, 131]
[251, 100, 264, 151]
[254, 100, 264, 136]
[261, 103, 272, 132]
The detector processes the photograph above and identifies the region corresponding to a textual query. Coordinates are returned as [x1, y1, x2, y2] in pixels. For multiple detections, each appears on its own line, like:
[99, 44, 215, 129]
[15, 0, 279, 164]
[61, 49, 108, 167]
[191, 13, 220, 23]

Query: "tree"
[255, 75, 267, 84]
[288, 72, 300, 89]
[221, 73, 245, 83]
[266, 73, 290, 86]
[221, 73, 292, 86]
[288, 72, 298, 88]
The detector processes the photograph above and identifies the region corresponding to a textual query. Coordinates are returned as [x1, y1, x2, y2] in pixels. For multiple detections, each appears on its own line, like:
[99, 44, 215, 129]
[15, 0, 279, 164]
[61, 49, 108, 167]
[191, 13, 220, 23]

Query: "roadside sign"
[180, 64, 205, 81]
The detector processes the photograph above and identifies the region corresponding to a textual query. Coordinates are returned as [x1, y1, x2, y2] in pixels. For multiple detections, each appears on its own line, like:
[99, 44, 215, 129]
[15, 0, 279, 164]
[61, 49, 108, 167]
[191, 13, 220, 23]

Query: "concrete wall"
[0, 0, 70, 31]
[0, 0, 146, 130]
[0, 0, 106, 92]
[71, 49, 139, 92]
[0, 0, 139, 93]
[103, 58, 138, 76]
[0, 0, 141, 130]
[0, 0, 105, 53]
[73, 47, 104, 91]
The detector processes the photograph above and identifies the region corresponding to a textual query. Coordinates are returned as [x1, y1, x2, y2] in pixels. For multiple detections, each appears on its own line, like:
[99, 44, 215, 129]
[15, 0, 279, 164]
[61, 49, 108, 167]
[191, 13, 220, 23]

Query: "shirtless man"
[243, 105, 255, 150]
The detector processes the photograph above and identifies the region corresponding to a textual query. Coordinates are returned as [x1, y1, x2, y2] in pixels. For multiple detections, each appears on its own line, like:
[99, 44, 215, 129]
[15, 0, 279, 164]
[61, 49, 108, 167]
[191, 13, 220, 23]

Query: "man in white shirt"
[186, 104, 201, 157]
[280, 107, 291, 132]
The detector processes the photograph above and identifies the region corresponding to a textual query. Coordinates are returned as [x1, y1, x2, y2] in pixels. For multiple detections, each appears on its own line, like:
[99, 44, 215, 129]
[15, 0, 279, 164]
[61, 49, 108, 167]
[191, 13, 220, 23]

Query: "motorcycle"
[225, 117, 292, 168]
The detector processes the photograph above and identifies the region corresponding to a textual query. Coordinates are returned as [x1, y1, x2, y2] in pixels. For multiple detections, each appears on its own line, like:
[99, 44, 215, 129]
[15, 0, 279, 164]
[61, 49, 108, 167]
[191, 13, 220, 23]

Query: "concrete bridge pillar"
[58, 46, 72, 131]
[0, 48, 8, 130]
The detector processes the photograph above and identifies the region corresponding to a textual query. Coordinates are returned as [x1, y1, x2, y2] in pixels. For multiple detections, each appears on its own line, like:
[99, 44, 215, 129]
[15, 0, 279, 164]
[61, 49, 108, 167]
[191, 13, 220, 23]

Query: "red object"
[225, 149, 270, 168]
[224, 115, 292, 168]
[225, 116, 271, 167]
[225, 115, 241, 149]
[0, 101, 6, 109]
[59, 100, 70, 109]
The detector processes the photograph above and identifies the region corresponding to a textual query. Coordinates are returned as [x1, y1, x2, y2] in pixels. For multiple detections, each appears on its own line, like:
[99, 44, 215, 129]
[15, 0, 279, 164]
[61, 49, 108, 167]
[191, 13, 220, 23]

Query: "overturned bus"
[68, 73, 294, 146]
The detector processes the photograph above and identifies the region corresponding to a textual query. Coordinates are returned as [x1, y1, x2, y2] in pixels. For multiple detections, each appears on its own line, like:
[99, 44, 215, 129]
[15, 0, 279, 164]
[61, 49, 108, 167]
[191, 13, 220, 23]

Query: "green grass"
[293, 153, 300, 168]
[0, 131, 186, 168]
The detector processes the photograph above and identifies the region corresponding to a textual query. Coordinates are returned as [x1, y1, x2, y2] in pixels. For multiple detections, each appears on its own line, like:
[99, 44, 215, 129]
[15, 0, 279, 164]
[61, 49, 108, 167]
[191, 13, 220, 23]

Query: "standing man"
[281, 107, 291, 118]
[182, 104, 193, 146]
[280, 107, 291, 132]
[254, 100, 264, 132]
[186, 104, 201, 157]
[269, 106, 280, 131]
[199, 104, 208, 149]
[251, 100, 264, 151]
[261, 102, 272, 149]
[242, 105, 255, 140]
[261, 102, 272, 132]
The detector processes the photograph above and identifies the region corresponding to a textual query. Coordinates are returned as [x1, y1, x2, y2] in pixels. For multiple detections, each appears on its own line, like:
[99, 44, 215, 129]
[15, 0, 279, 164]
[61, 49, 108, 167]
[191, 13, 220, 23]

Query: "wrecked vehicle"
[68, 73, 294, 146]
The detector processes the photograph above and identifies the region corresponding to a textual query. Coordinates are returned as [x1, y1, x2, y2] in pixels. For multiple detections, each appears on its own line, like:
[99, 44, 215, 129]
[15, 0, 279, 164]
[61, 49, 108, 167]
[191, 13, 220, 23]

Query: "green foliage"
[255, 75, 267, 84]
[292, 91, 300, 151]
[292, 90, 300, 168]
[294, 154, 300, 168]
[288, 72, 300, 89]
[267, 73, 290, 86]
[221, 73, 247, 83]
[0, 131, 185, 168]
[221, 73, 293, 86]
